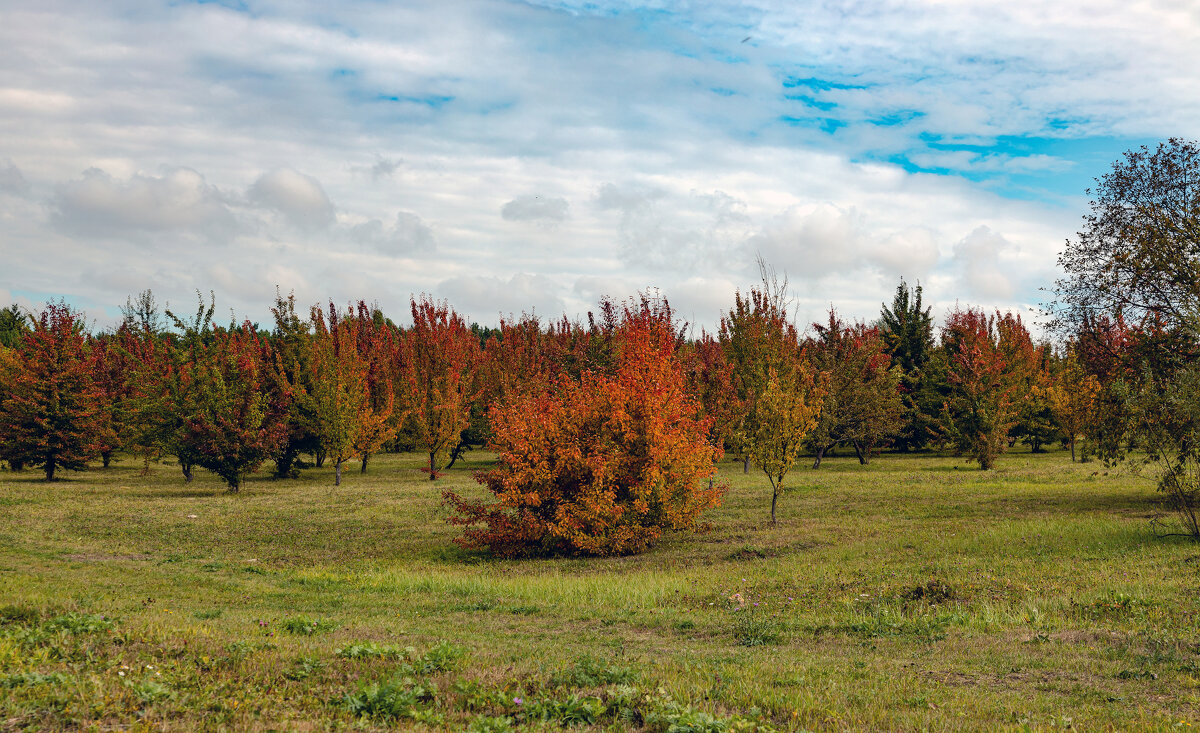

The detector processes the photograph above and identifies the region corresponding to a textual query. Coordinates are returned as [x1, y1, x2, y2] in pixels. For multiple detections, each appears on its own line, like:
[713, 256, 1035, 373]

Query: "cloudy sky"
[1, 0, 1198, 333]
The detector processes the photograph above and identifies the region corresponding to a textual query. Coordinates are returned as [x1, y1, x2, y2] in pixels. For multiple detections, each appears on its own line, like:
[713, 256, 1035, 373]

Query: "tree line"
[2, 137, 1196, 553]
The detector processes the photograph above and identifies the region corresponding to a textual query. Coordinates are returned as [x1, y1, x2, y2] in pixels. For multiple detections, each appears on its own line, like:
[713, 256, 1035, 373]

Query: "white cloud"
[0, 160, 29, 196]
[247, 168, 335, 231]
[438, 272, 567, 322]
[349, 211, 436, 255]
[501, 194, 569, 222]
[52, 167, 238, 238]
[952, 225, 1017, 301]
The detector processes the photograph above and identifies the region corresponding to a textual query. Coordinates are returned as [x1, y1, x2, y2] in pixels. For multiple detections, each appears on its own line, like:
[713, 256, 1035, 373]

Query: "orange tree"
[0, 303, 106, 480]
[445, 297, 725, 557]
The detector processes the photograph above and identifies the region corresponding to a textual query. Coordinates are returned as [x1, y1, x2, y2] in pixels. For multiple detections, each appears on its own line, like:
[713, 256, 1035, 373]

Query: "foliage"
[807, 310, 904, 467]
[307, 302, 396, 485]
[740, 365, 822, 524]
[938, 308, 1030, 469]
[177, 324, 291, 491]
[1042, 348, 1102, 462]
[1051, 137, 1200, 334]
[718, 266, 799, 473]
[446, 297, 725, 557]
[0, 303, 106, 480]
[403, 295, 481, 480]
[879, 279, 939, 451]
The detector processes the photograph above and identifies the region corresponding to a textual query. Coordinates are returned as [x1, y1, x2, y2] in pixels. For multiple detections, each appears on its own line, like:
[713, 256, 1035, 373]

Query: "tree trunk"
[1070, 437, 1076, 463]
[770, 484, 778, 525]
[228, 475, 240, 493]
[360, 453, 369, 474]
[743, 456, 750, 474]
[9, 460, 23, 472]
[853, 441, 867, 465]
[812, 445, 826, 469]
[182, 462, 194, 483]
[429, 451, 438, 480]
[101, 451, 112, 469]
[335, 457, 343, 486]
[45, 459, 56, 482]
[315, 449, 326, 469]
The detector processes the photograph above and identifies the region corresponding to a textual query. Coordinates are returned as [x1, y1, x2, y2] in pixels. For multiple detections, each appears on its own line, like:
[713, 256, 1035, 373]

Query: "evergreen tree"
[879, 280, 938, 451]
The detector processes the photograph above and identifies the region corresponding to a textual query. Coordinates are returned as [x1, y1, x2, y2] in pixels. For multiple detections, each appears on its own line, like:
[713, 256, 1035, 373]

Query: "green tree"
[807, 310, 904, 467]
[879, 280, 937, 451]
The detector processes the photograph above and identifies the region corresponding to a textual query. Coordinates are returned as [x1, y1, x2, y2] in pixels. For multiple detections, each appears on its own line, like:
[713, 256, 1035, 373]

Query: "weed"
[193, 609, 222, 620]
[1, 671, 70, 687]
[43, 612, 113, 635]
[550, 655, 635, 687]
[284, 655, 326, 680]
[279, 616, 337, 635]
[342, 675, 438, 721]
[411, 640, 465, 673]
[124, 677, 174, 704]
[336, 642, 406, 660]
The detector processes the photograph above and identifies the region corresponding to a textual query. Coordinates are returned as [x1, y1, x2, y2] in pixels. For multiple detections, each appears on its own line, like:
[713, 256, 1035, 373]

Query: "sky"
[1, 0, 1198, 334]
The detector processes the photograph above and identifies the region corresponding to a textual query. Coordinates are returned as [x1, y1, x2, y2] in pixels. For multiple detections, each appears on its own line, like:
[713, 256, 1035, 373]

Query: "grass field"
[1, 448, 1199, 731]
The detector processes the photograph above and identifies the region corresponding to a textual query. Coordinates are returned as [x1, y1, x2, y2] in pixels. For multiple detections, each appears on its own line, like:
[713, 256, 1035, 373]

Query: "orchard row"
[0, 281, 1126, 555]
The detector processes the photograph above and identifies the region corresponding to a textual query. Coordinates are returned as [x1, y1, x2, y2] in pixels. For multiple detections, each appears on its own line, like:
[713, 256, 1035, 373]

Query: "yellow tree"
[1043, 351, 1102, 462]
[741, 362, 823, 525]
[308, 303, 395, 486]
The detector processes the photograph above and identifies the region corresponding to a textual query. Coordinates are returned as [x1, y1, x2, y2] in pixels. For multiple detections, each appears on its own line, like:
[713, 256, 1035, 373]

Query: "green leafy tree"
[178, 323, 291, 492]
[741, 363, 822, 524]
[807, 310, 904, 467]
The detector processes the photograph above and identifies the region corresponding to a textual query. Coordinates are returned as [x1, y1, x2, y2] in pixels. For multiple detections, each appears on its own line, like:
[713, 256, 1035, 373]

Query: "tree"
[0, 303, 106, 480]
[268, 290, 320, 478]
[0, 304, 29, 349]
[445, 296, 724, 557]
[1051, 138, 1200, 335]
[719, 262, 800, 474]
[177, 323, 290, 492]
[879, 280, 938, 451]
[401, 296, 480, 480]
[807, 310, 904, 468]
[307, 303, 395, 486]
[740, 363, 822, 524]
[1042, 349, 1102, 462]
[938, 308, 1028, 470]
[1051, 139, 1200, 537]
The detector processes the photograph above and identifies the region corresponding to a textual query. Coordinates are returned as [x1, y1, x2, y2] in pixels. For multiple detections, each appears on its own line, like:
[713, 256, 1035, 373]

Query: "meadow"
[1, 448, 1198, 731]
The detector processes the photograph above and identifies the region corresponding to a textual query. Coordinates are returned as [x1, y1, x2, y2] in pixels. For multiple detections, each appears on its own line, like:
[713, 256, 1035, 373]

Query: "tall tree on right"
[1051, 139, 1200, 536]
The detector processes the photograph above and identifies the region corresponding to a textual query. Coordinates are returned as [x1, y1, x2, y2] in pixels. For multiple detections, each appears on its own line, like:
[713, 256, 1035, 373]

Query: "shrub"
[446, 297, 726, 557]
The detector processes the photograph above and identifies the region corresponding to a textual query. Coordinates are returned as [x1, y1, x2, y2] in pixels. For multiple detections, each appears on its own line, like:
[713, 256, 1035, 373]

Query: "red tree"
[939, 308, 1029, 469]
[0, 303, 106, 480]
[401, 296, 480, 480]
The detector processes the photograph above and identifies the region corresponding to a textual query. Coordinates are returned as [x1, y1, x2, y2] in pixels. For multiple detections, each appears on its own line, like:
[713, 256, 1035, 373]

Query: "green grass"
[1, 447, 1199, 730]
